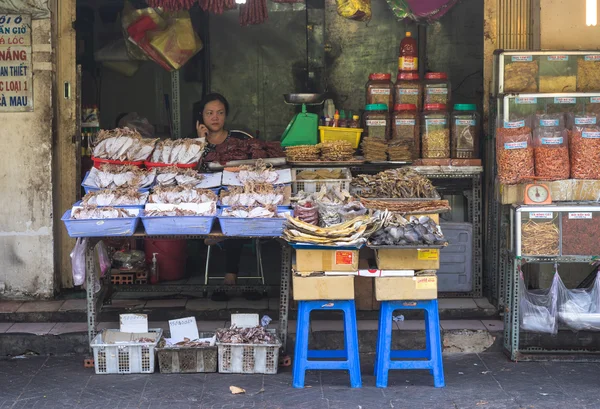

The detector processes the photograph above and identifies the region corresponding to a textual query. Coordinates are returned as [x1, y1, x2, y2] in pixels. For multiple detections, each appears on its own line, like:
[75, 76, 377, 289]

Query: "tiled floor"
[15, 300, 65, 313]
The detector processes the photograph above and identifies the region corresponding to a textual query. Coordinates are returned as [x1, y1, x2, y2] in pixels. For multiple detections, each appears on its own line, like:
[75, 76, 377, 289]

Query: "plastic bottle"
[350, 115, 360, 128]
[339, 110, 347, 128]
[150, 253, 159, 284]
[333, 110, 340, 127]
[399, 31, 418, 72]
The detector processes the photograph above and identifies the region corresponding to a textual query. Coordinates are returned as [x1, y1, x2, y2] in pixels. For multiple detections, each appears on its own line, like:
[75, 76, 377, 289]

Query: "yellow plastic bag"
[121, 1, 166, 61]
[148, 11, 203, 71]
[336, 0, 371, 21]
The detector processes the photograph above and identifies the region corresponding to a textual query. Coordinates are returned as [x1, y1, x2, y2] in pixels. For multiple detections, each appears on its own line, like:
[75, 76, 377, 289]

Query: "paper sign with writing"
[169, 317, 199, 343]
[119, 314, 148, 333]
[0, 14, 32, 112]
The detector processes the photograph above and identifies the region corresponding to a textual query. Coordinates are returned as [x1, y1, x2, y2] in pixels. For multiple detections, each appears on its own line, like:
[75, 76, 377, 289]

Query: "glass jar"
[390, 104, 419, 160]
[421, 104, 450, 158]
[363, 104, 390, 140]
[365, 73, 393, 110]
[451, 104, 479, 159]
[394, 72, 422, 111]
[423, 72, 451, 106]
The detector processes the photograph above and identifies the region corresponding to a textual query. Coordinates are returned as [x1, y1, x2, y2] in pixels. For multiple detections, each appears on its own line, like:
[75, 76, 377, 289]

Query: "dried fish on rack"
[71, 206, 134, 220]
[82, 188, 148, 206]
[360, 199, 451, 214]
[87, 165, 156, 189]
[156, 166, 205, 187]
[369, 214, 446, 246]
[92, 128, 158, 162]
[216, 326, 278, 344]
[317, 141, 354, 161]
[149, 186, 217, 204]
[220, 183, 285, 207]
[237, 160, 279, 184]
[351, 168, 439, 199]
[145, 208, 209, 217]
[296, 169, 344, 180]
[221, 205, 279, 218]
[361, 137, 388, 161]
[285, 145, 320, 162]
[151, 139, 206, 165]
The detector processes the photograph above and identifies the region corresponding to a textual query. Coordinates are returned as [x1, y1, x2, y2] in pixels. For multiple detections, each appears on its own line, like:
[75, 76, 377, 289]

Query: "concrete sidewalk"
[1, 352, 599, 409]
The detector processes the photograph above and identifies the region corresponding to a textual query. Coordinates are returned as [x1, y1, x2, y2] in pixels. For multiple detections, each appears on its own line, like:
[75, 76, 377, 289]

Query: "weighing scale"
[280, 93, 324, 147]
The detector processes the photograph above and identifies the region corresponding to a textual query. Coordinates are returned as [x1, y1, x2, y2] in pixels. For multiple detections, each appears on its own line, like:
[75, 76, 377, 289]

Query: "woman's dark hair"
[193, 93, 229, 126]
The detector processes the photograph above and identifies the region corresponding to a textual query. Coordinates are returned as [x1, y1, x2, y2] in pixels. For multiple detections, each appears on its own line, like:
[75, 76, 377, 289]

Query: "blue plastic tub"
[217, 216, 287, 237]
[73, 201, 145, 210]
[140, 212, 216, 235]
[61, 210, 139, 237]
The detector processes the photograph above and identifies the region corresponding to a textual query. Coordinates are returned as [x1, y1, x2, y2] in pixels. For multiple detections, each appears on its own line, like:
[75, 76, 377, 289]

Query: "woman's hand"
[196, 121, 209, 139]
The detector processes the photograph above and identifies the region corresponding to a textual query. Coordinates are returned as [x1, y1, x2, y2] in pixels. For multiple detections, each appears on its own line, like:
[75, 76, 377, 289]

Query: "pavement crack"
[475, 353, 513, 400]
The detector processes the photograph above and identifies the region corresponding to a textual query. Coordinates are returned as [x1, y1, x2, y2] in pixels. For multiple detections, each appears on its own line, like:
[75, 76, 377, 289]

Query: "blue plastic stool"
[374, 299, 445, 388]
[293, 300, 362, 388]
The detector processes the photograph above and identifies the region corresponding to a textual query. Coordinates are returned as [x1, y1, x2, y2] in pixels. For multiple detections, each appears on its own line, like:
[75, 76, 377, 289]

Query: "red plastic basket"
[144, 161, 199, 170]
[92, 156, 144, 169]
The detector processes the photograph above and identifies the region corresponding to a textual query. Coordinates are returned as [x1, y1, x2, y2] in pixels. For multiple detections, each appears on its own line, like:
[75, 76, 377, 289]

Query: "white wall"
[0, 19, 54, 297]
[540, 0, 600, 49]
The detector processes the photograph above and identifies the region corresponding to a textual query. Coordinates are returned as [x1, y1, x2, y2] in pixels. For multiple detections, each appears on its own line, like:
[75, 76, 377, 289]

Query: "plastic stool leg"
[343, 301, 362, 388]
[427, 300, 445, 388]
[374, 304, 385, 377]
[376, 302, 394, 388]
[293, 302, 310, 388]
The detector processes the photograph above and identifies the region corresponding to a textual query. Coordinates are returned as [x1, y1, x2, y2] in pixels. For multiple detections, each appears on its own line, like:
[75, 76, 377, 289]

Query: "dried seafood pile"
[284, 213, 384, 247]
[369, 214, 446, 246]
[221, 205, 279, 218]
[205, 138, 284, 164]
[285, 145, 320, 162]
[296, 169, 345, 180]
[317, 141, 354, 161]
[71, 206, 134, 220]
[159, 338, 212, 348]
[216, 326, 278, 344]
[86, 165, 156, 189]
[237, 160, 279, 184]
[220, 183, 285, 207]
[156, 167, 205, 187]
[293, 186, 353, 227]
[351, 168, 439, 199]
[145, 204, 216, 217]
[151, 139, 206, 165]
[82, 188, 148, 206]
[149, 186, 217, 204]
[521, 220, 559, 256]
[360, 199, 451, 214]
[361, 138, 388, 161]
[92, 128, 157, 162]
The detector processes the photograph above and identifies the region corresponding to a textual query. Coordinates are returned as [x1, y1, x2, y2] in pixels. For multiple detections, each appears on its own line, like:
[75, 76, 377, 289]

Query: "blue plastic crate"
[217, 216, 287, 237]
[73, 201, 145, 210]
[61, 210, 139, 237]
[141, 212, 216, 235]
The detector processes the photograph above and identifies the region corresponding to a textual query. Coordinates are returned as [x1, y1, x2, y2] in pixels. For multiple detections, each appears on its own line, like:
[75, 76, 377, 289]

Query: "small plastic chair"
[293, 300, 362, 388]
[374, 299, 445, 388]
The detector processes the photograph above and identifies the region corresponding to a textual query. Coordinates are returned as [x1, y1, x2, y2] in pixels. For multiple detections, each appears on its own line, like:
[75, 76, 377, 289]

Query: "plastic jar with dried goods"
[366, 73, 393, 110]
[533, 128, 570, 179]
[421, 104, 450, 159]
[451, 104, 479, 159]
[390, 104, 419, 160]
[496, 119, 534, 184]
[363, 104, 390, 140]
[567, 113, 600, 179]
[423, 72, 450, 106]
[394, 72, 422, 111]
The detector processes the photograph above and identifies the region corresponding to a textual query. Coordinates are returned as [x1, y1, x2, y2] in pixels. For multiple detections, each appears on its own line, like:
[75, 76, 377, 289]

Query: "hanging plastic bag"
[336, 0, 371, 22]
[317, 202, 344, 227]
[70, 238, 88, 287]
[557, 271, 600, 331]
[519, 269, 560, 334]
[95, 241, 111, 278]
[148, 11, 203, 71]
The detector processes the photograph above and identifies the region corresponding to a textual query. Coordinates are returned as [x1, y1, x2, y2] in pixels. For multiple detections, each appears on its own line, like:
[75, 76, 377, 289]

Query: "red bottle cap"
[424, 72, 448, 80]
[394, 104, 417, 112]
[424, 103, 447, 111]
[369, 73, 392, 81]
[397, 72, 419, 81]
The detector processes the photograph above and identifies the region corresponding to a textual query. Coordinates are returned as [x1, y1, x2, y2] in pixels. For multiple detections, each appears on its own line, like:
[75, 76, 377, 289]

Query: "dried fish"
[88, 165, 156, 189]
[369, 214, 446, 247]
[152, 138, 206, 164]
[220, 183, 285, 207]
[149, 186, 217, 205]
[145, 207, 215, 217]
[237, 159, 279, 184]
[71, 206, 134, 219]
[82, 188, 148, 206]
[351, 168, 439, 199]
[216, 326, 278, 345]
[92, 128, 157, 162]
[221, 205, 278, 218]
[360, 199, 451, 214]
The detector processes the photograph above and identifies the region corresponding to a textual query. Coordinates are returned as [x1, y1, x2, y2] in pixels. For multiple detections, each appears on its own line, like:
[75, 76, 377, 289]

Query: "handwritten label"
[504, 120, 525, 129]
[512, 55, 533, 61]
[366, 119, 387, 127]
[120, 314, 148, 333]
[585, 55, 600, 61]
[548, 55, 568, 61]
[540, 119, 560, 127]
[426, 118, 447, 126]
[504, 141, 528, 150]
[0, 15, 32, 112]
[568, 212, 592, 219]
[583, 131, 600, 138]
[554, 97, 576, 104]
[541, 137, 563, 145]
[575, 117, 597, 125]
[591, 97, 600, 103]
[417, 249, 439, 261]
[169, 317, 200, 343]
[415, 276, 437, 290]
[456, 119, 476, 126]
[371, 88, 390, 95]
[516, 97, 537, 104]
[427, 88, 448, 95]
[529, 212, 553, 219]
[396, 119, 415, 126]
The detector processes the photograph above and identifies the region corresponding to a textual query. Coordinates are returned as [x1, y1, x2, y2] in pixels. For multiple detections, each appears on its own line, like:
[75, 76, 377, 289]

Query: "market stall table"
[83, 225, 293, 354]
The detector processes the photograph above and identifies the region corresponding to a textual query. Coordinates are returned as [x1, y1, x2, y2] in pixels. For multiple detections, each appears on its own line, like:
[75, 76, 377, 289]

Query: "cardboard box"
[295, 249, 359, 273]
[358, 258, 414, 277]
[572, 180, 600, 201]
[375, 274, 438, 301]
[376, 248, 440, 270]
[292, 274, 355, 300]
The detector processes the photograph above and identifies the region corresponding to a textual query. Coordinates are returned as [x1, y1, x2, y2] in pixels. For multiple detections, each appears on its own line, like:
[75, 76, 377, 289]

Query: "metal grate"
[496, 0, 534, 50]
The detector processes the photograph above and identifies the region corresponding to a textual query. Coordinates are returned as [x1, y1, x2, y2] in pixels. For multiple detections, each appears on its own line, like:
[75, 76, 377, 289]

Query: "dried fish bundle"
[92, 128, 157, 161]
[237, 160, 279, 184]
[351, 168, 439, 199]
[286, 145, 320, 162]
[156, 166, 205, 187]
[360, 198, 451, 214]
[296, 169, 344, 180]
[361, 137, 388, 161]
[89, 165, 156, 189]
[221, 205, 278, 218]
[71, 206, 134, 220]
[317, 141, 354, 161]
[149, 186, 217, 204]
[220, 183, 285, 207]
[145, 204, 216, 217]
[151, 138, 206, 164]
[216, 326, 278, 345]
[82, 188, 148, 206]
[369, 214, 446, 246]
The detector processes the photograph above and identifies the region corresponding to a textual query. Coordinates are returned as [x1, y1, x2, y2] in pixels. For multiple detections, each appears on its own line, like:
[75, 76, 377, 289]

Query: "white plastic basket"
[292, 168, 352, 194]
[91, 329, 162, 374]
[216, 325, 281, 374]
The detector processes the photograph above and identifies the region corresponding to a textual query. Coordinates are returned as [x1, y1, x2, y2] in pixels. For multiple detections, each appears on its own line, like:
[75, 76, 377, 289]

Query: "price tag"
[335, 250, 354, 265]
[120, 314, 148, 333]
[415, 276, 437, 289]
[529, 212, 553, 219]
[417, 249, 439, 261]
[554, 97, 576, 104]
[511, 55, 533, 61]
[515, 97, 537, 104]
[548, 55, 568, 61]
[591, 97, 600, 104]
[568, 212, 592, 220]
[169, 317, 199, 343]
